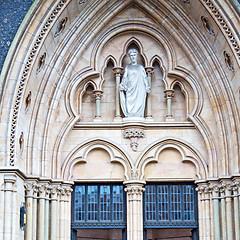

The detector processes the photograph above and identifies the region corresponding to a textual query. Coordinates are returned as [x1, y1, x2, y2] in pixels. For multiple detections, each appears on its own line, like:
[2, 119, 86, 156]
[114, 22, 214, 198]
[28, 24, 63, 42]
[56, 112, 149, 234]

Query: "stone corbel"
[123, 128, 145, 151]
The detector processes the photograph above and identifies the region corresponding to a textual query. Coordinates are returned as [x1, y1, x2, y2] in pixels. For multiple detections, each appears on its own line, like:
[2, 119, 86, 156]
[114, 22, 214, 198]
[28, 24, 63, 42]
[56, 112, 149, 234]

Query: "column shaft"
[113, 67, 123, 120]
[226, 196, 233, 239]
[26, 197, 33, 240]
[50, 199, 57, 240]
[124, 180, 145, 240]
[38, 198, 45, 240]
[115, 74, 121, 118]
[32, 196, 37, 240]
[213, 198, 220, 240]
[220, 194, 227, 240]
[45, 198, 49, 240]
[233, 194, 239, 240]
[93, 90, 103, 121]
[145, 67, 154, 120]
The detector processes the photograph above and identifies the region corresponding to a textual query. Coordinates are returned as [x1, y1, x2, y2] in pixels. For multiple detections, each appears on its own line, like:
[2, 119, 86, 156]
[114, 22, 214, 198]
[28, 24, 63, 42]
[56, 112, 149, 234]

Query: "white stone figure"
[119, 48, 150, 121]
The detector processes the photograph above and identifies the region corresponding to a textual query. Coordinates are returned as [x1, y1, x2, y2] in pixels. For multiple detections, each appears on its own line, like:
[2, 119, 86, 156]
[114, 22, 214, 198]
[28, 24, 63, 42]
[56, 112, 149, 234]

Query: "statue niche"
[119, 48, 150, 121]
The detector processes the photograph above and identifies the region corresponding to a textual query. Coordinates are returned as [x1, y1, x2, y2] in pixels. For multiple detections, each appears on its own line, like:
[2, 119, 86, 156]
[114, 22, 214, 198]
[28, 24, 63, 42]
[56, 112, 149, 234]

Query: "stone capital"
[124, 180, 146, 195]
[113, 67, 123, 76]
[93, 90, 103, 100]
[145, 67, 154, 76]
[164, 89, 174, 99]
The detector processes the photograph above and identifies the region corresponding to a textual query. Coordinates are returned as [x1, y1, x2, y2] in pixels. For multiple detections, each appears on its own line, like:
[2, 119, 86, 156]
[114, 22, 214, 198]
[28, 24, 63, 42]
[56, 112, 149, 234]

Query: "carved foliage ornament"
[123, 129, 145, 151]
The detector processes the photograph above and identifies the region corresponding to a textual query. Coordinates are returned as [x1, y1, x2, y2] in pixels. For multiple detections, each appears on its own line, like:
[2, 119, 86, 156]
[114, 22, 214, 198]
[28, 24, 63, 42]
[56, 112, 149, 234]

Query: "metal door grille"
[72, 184, 126, 228]
[144, 183, 198, 228]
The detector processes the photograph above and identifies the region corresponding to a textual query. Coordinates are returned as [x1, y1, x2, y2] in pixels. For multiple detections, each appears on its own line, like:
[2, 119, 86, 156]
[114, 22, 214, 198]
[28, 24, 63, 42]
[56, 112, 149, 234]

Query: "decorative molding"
[202, 0, 240, 59]
[9, 0, 68, 166]
[123, 129, 145, 151]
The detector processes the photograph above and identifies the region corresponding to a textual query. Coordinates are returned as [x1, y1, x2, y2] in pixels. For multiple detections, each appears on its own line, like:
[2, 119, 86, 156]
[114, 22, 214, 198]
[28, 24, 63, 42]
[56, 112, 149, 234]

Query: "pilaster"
[124, 180, 145, 240]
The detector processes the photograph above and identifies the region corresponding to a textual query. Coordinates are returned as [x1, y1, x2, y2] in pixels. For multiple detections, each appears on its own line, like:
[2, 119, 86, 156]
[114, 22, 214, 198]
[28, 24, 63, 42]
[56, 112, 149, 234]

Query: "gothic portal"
[0, 0, 240, 239]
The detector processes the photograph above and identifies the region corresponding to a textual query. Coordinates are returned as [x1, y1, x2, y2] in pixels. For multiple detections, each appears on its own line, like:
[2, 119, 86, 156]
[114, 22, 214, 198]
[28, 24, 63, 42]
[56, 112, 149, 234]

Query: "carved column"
[204, 186, 211, 240]
[145, 67, 154, 121]
[223, 181, 234, 240]
[93, 90, 103, 122]
[3, 174, 16, 240]
[124, 180, 145, 240]
[45, 185, 51, 240]
[219, 185, 227, 240]
[196, 184, 204, 240]
[32, 183, 38, 240]
[38, 184, 46, 240]
[58, 186, 66, 239]
[24, 182, 34, 240]
[50, 185, 58, 240]
[164, 89, 174, 121]
[113, 67, 123, 121]
[65, 185, 73, 239]
[209, 181, 220, 240]
[232, 179, 240, 240]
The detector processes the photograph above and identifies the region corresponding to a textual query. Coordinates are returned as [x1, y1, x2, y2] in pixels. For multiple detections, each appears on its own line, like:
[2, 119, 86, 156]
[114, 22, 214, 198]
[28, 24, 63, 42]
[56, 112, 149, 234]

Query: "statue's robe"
[120, 64, 148, 118]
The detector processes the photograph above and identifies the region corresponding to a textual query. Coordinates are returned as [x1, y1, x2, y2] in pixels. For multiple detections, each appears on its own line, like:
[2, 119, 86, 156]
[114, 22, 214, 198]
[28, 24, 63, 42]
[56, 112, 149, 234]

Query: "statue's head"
[128, 48, 138, 64]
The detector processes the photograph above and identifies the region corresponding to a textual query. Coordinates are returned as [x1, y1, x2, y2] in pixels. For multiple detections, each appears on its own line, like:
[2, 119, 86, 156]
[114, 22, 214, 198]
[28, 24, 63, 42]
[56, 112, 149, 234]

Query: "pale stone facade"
[0, 0, 240, 239]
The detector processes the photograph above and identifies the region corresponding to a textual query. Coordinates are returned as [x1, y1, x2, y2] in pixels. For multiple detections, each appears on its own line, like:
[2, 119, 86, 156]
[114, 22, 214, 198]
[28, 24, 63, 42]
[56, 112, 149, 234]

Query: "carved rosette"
[123, 129, 145, 151]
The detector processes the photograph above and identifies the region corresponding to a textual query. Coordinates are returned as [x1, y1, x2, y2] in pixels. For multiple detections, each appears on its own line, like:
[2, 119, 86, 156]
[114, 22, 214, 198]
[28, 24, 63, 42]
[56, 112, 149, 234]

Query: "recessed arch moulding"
[2, 0, 239, 182]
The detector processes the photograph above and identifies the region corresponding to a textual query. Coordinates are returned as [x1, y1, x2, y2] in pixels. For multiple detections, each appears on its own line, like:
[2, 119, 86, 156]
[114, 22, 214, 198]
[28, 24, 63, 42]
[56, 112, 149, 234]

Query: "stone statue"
[119, 48, 150, 121]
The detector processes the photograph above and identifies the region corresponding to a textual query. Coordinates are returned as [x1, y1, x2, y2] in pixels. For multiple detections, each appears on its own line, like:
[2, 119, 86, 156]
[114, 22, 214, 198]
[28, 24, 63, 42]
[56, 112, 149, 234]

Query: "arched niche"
[172, 84, 187, 121]
[61, 139, 132, 181]
[138, 139, 208, 181]
[143, 147, 196, 180]
[101, 59, 116, 121]
[151, 60, 166, 121]
[70, 148, 125, 181]
[80, 84, 95, 122]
